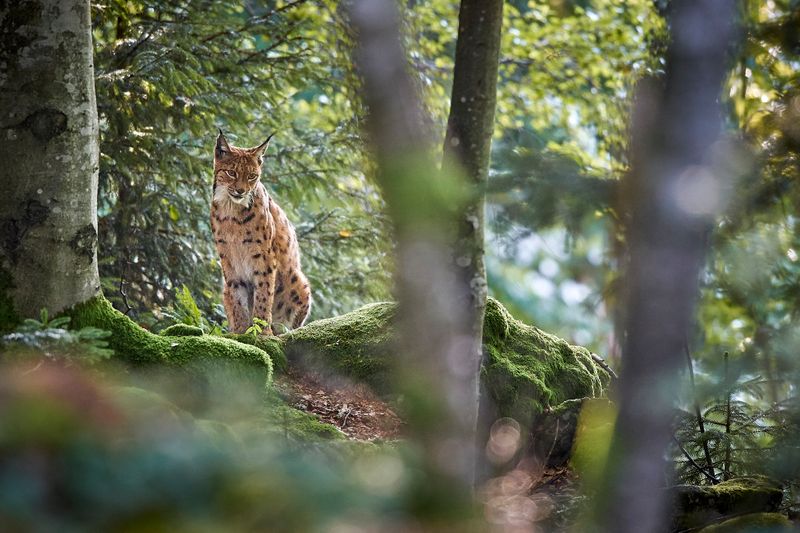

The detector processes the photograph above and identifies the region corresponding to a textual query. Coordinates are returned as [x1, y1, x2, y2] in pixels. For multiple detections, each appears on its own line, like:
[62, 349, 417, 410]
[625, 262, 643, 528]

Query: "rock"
[698, 512, 793, 532]
[671, 476, 784, 532]
[280, 297, 611, 424]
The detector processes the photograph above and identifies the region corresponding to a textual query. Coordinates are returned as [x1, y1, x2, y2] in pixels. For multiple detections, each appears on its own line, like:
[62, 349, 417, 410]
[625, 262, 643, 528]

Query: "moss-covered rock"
[481, 298, 608, 421]
[226, 333, 288, 373]
[282, 302, 395, 389]
[160, 324, 204, 337]
[68, 297, 273, 413]
[698, 513, 793, 532]
[280, 298, 610, 422]
[671, 476, 784, 532]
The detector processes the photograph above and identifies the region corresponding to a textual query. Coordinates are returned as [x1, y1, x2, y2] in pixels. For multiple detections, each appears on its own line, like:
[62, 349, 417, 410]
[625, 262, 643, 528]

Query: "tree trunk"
[0, 0, 100, 324]
[442, 0, 503, 483]
[348, 0, 480, 490]
[597, 1, 738, 531]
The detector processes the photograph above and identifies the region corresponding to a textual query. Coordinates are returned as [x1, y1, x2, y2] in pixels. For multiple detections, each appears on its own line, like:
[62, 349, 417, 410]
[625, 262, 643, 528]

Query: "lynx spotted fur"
[211, 130, 311, 334]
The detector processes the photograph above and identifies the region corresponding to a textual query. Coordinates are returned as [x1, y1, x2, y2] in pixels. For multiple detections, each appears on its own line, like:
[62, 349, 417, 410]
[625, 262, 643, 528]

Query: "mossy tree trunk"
[597, 1, 739, 531]
[442, 0, 503, 483]
[0, 0, 101, 324]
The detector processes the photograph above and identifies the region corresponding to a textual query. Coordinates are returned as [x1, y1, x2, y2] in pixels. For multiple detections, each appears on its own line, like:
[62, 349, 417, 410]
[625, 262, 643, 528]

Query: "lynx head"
[213, 129, 273, 206]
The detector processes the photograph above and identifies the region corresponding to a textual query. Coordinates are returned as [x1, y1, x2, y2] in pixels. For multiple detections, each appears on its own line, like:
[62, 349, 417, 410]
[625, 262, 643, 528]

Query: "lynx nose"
[235, 188, 245, 195]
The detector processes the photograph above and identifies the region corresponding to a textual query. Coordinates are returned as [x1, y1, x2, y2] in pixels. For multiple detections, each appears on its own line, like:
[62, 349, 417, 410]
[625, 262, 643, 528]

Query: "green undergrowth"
[115, 384, 344, 443]
[279, 297, 610, 421]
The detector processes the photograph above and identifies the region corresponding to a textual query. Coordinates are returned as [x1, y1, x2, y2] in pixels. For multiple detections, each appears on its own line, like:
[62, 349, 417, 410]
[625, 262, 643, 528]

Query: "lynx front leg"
[223, 280, 252, 333]
[252, 258, 278, 335]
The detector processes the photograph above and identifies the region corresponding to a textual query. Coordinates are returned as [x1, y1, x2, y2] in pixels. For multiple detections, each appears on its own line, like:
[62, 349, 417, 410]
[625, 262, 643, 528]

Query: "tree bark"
[442, 0, 503, 483]
[348, 0, 479, 489]
[598, 1, 738, 531]
[0, 0, 101, 321]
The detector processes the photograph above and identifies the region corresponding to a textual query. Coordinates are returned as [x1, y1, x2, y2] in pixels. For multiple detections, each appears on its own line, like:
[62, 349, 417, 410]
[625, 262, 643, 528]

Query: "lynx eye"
[248, 173, 259, 182]
[224, 170, 237, 178]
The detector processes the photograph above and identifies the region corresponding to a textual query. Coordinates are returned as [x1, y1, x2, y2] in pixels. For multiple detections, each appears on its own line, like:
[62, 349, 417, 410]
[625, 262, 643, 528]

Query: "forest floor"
[276, 368, 579, 528]
[276, 369, 405, 441]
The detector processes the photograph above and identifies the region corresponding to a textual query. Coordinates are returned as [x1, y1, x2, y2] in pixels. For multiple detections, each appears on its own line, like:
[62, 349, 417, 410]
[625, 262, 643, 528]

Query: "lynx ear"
[252, 132, 275, 160]
[215, 129, 232, 159]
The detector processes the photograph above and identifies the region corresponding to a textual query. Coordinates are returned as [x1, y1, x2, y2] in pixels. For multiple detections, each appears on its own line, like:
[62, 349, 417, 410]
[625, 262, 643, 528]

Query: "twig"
[685, 341, 718, 483]
[341, 406, 353, 429]
[591, 353, 618, 380]
[200, 0, 309, 43]
[672, 435, 719, 484]
[297, 210, 338, 239]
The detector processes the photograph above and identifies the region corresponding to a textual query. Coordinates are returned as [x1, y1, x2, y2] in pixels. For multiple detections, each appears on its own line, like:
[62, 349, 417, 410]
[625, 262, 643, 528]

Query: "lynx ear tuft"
[215, 129, 232, 158]
[252, 132, 275, 160]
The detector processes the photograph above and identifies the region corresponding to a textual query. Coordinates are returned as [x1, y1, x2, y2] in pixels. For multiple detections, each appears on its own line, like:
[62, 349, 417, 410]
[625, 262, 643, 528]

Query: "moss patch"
[671, 476, 784, 531]
[699, 513, 792, 532]
[282, 302, 396, 390]
[280, 298, 609, 421]
[226, 333, 288, 374]
[160, 324, 204, 337]
[68, 297, 273, 412]
[481, 298, 608, 421]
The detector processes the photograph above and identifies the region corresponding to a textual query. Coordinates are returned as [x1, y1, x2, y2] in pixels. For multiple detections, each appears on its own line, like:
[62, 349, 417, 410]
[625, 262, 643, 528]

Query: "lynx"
[211, 130, 311, 335]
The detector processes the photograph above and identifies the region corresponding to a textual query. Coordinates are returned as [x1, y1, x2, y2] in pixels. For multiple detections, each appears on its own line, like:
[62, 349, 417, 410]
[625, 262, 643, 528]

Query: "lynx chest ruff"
[210, 130, 311, 335]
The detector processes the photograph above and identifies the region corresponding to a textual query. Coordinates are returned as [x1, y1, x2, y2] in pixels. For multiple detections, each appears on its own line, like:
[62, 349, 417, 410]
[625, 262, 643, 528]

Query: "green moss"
[0, 267, 20, 333]
[160, 324, 204, 337]
[264, 404, 346, 441]
[67, 297, 273, 411]
[672, 476, 784, 531]
[482, 298, 608, 420]
[282, 302, 397, 391]
[226, 333, 288, 373]
[280, 298, 609, 420]
[699, 513, 792, 532]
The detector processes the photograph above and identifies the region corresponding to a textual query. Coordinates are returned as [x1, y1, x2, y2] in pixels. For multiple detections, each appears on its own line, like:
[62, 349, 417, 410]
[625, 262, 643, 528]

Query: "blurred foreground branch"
[598, 1, 740, 531]
[348, 0, 479, 491]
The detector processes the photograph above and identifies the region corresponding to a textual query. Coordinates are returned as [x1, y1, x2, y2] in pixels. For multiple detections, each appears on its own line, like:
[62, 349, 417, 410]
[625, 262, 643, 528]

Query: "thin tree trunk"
[348, 0, 479, 489]
[0, 0, 100, 322]
[443, 0, 503, 337]
[598, 1, 738, 531]
[441, 0, 503, 483]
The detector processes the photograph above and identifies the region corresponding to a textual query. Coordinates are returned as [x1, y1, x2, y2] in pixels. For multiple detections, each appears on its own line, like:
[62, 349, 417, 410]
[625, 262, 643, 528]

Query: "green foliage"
[159, 284, 223, 334]
[1, 309, 113, 364]
[245, 316, 271, 337]
[91, 0, 391, 321]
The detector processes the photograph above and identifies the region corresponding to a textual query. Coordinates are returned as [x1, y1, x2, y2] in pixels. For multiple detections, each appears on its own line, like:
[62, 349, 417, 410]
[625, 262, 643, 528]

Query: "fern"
[159, 285, 223, 334]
